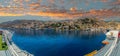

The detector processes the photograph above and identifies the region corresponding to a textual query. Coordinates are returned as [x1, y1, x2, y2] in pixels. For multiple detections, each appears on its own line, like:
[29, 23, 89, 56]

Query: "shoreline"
[3, 30, 33, 56]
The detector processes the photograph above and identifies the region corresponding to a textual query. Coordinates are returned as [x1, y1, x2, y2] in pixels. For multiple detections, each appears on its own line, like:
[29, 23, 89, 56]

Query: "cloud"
[112, 1, 120, 5]
[101, 0, 108, 2]
[0, 0, 119, 22]
[29, 3, 40, 7]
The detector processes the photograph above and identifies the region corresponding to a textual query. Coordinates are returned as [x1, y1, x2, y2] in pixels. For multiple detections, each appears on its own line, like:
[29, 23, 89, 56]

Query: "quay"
[85, 30, 120, 56]
[95, 30, 120, 56]
[0, 29, 33, 56]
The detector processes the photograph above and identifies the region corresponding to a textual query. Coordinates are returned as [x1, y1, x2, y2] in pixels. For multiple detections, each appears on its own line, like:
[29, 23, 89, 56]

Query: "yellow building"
[117, 24, 120, 30]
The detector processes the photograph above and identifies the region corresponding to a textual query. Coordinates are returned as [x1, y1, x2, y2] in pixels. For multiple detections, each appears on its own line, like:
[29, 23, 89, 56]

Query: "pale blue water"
[12, 29, 105, 56]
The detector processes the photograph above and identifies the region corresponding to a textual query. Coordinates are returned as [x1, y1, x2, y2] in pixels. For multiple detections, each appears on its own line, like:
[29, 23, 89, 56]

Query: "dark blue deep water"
[12, 29, 105, 56]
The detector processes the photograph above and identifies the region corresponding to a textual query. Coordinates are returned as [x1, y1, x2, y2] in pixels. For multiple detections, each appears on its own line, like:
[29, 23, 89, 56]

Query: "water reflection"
[13, 29, 103, 39]
[12, 29, 105, 56]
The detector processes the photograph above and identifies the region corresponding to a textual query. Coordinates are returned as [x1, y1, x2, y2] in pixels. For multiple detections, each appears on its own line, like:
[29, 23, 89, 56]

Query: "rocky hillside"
[0, 18, 119, 30]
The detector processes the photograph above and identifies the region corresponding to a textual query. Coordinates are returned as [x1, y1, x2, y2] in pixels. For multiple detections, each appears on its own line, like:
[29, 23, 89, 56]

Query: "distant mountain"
[105, 18, 120, 22]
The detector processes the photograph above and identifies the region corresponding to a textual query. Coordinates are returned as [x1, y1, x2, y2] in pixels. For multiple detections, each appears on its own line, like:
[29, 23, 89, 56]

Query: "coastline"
[0, 18, 120, 31]
[2, 30, 33, 56]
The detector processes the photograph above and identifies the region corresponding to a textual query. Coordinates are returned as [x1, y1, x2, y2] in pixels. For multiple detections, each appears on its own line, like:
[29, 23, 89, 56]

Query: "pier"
[95, 30, 120, 56]
[0, 29, 33, 56]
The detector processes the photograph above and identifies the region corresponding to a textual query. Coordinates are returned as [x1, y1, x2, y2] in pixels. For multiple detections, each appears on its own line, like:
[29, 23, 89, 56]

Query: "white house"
[106, 30, 120, 39]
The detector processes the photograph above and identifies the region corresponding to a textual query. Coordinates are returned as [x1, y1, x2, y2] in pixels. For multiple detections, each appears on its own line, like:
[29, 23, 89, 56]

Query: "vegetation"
[0, 35, 2, 49]
[2, 42, 8, 50]
[0, 18, 120, 31]
[0, 35, 8, 50]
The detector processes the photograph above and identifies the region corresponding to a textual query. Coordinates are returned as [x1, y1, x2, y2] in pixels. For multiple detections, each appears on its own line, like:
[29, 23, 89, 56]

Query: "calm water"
[12, 29, 105, 56]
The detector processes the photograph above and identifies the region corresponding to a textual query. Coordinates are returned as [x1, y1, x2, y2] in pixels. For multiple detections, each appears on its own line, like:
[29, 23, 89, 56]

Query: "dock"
[95, 30, 120, 56]
[1, 30, 33, 56]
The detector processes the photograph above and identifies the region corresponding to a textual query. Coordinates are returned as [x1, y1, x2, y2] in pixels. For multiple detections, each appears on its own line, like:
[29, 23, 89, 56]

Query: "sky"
[0, 0, 120, 23]
[0, 0, 117, 10]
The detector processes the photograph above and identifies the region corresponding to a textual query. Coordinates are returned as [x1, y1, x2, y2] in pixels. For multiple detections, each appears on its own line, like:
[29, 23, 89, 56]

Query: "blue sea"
[12, 29, 105, 56]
